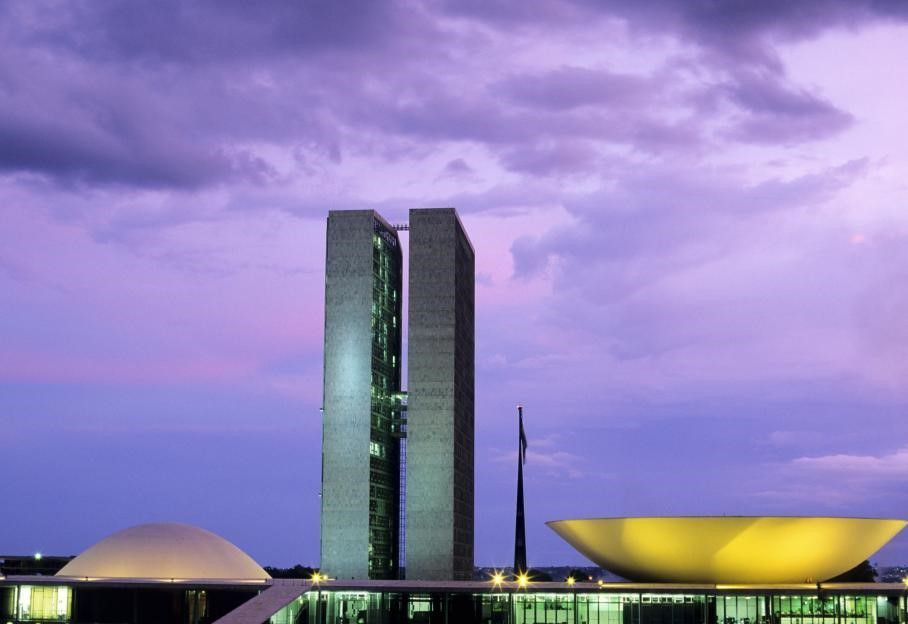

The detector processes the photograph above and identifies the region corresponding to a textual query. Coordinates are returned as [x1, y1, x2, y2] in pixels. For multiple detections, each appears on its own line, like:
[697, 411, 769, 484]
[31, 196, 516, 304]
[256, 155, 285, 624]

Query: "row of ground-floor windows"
[1, 586, 225, 624]
[270, 593, 908, 624]
[2, 585, 72, 622]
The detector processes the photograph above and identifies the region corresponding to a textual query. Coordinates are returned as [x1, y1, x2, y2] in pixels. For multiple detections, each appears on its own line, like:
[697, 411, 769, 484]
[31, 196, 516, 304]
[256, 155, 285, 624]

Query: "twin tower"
[321, 208, 475, 580]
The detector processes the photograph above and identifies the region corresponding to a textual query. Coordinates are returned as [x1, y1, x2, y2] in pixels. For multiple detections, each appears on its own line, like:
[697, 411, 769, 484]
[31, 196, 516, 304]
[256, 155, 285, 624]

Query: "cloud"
[768, 430, 824, 448]
[495, 155, 908, 411]
[0, 0, 880, 192]
[13, 1, 423, 65]
[500, 141, 602, 177]
[512, 158, 870, 279]
[438, 158, 476, 180]
[497, 66, 655, 112]
[0, 48, 292, 188]
[754, 446, 908, 507]
[445, 1, 908, 68]
[0, 116, 239, 190]
[791, 447, 908, 480]
[1, 0, 907, 567]
[719, 71, 854, 143]
[490, 434, 604, 480]
[0, 0, 437, 189]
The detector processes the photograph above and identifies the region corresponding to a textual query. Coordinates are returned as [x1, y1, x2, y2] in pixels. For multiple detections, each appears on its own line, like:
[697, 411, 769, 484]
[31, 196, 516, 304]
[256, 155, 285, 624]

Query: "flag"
[518, 405, 528, 464]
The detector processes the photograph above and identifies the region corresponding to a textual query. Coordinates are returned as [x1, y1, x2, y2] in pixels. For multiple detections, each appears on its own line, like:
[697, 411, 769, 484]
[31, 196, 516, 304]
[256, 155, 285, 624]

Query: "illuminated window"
[370, 442, 385, 458]
[16, 585, 71, 621]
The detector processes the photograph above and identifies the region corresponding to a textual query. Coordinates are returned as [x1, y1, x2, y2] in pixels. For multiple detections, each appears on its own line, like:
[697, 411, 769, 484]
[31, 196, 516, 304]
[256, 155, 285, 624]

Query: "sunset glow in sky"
[2, 1, 907, 568]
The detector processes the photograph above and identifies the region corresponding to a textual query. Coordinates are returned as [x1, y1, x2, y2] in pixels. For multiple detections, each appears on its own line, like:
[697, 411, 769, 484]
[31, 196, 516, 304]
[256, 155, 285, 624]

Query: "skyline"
[2, 1, 908, 569]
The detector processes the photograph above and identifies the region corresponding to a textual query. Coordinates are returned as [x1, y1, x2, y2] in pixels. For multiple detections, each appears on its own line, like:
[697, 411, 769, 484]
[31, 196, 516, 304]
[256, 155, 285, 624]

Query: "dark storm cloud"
[466, 66, 850, 173]
[499, 141, 602, 177]
[726, 72, 851, 118]
[0, 0, 431, 188]
[13, 0, 418, 64]
[0, 0, 882, 189]
[0, 103, 235, 189]
[497, 66, 654, 111]
[628, 0, 908, 63]
[438, 158, 476, 180]
[351, 86, 697, 173]
[0, 52, 291, 190]
[718, 71, 854, 143]
[440, 0, 879, 155]
[441, 0, 900, 156]
[3, 0, 908, 567]
[445, 0, 908, 66]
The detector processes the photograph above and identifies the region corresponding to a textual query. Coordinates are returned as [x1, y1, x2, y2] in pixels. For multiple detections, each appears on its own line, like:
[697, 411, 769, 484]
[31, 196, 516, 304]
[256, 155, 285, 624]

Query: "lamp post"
[311, 572, 324, 624]
[567, 576, 576, 624]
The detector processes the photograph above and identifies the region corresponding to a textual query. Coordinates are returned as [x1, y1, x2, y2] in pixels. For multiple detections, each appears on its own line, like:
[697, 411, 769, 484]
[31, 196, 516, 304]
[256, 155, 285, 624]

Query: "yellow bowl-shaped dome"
[57, 522, 270, 581]
[547, 516, 906, 584]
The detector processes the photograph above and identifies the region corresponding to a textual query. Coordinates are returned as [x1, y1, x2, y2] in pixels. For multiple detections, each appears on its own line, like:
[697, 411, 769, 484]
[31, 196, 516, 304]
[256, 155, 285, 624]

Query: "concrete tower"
[405, 208, 475, 580]
[321, 210, 403, 579]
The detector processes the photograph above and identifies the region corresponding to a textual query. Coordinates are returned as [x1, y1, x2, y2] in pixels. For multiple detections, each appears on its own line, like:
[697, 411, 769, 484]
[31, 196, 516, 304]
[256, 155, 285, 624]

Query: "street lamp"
[311, 571, 325, 624]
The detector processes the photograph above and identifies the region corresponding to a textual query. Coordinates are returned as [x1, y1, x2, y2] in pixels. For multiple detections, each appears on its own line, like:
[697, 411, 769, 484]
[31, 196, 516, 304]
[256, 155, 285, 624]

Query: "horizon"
[2, 1, 907, 569]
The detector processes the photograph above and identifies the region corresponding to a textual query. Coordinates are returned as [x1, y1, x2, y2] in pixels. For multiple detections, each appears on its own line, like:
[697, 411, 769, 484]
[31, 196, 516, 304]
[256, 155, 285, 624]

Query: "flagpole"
[514, 404, 527, 575]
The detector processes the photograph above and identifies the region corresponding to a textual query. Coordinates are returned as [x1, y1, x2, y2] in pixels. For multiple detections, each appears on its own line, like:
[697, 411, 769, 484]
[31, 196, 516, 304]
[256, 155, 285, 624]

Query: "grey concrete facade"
[321, 210, 402, 580]
[405, 208, 475, 580]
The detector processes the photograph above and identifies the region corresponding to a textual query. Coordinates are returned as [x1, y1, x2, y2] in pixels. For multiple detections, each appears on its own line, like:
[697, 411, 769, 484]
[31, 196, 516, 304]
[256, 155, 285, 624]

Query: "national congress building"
[321, 208, 475, 581]
[3, 207, 906, 624]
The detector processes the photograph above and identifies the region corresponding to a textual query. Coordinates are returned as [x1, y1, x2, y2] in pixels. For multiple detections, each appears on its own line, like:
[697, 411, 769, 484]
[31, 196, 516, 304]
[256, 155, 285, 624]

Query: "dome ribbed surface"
[57, 523, 270, 581]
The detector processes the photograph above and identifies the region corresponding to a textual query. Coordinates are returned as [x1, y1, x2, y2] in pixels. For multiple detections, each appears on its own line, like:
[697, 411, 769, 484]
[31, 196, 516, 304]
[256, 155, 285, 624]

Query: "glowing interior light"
[57, 587, 69, 614]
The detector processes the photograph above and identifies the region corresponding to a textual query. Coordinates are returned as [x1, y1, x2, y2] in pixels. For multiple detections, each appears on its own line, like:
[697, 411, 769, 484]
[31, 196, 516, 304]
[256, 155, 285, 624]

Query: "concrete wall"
[406, 208, 475, 580]
[321, 210, 402, 579]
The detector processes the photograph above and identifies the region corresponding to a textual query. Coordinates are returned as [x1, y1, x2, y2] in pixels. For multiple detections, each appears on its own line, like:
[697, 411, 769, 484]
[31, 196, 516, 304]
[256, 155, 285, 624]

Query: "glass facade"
[0, 583, 257, 623]
[395, 392, 409, 577]
[770, 595, 901, 624]
[266, 590, 908, 624]
[1, 584, 905, 624]
[2, 585, 71, 622]
[368, 222, 403, 579]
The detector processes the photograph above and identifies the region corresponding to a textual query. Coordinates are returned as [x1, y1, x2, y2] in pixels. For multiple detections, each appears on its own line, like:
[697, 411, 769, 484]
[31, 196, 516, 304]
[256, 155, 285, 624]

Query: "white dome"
[56, 523, 270, 581]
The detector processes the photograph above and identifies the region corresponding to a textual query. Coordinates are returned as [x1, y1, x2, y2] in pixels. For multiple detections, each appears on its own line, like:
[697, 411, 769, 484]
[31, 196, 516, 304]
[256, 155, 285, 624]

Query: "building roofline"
[409, 207, 475, 254]
[3, 575, 905, 595]
[1, 574, 271, 589]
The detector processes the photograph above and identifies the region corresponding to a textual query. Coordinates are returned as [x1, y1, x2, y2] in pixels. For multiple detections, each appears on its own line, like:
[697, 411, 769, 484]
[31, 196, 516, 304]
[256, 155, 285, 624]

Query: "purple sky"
[2, 1, 908, 569]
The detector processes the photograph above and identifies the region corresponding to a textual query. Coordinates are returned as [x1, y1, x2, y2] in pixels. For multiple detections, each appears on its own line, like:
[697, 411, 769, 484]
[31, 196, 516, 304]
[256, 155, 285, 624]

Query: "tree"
[828, 560, 877, 582]
[567, 569, 593, 582]
[263, 564, 316, 579]
[527, 569, 553, 582]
